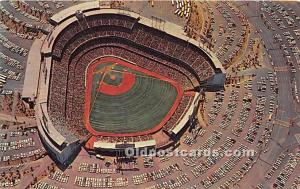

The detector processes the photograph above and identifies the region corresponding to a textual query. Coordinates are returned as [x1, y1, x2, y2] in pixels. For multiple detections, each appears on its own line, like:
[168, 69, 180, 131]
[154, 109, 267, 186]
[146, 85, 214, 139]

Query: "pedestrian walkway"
[273, 119, 290, 128]
[0, 112, 35, 123]
[274, 66, 288, 72]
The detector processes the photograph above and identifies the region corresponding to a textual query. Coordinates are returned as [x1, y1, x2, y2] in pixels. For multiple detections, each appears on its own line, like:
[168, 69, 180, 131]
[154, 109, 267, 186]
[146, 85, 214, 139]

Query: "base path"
[98, 71, 136, 96]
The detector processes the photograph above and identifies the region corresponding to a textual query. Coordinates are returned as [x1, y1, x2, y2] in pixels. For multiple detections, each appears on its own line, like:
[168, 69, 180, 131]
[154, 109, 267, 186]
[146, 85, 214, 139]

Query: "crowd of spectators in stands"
[48, 14, 217, 142]
[52, 14, 215, 81]
[96, 135, 153, 143]
[163, 95, 192, 131]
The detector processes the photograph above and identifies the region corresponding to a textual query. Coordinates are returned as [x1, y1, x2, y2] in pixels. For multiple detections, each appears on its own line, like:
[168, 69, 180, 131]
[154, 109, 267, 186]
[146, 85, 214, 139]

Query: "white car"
[1, 89, 13, 95]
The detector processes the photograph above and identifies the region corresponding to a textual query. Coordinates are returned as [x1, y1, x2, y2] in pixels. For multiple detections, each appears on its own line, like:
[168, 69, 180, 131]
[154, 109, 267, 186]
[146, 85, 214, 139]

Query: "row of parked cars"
[261, 2, 299, 30]
[183, 127, 206, 147]
[9, 0, 41, 22]
[182, 130, 223, 167]
[0, 52, 23, 70]
[0, 178, 20, 188]
[143, 155, 154, 168]
[146, 173, 190, 189]
[172, 0, 191, 19]
[232, 92, 253, 136]
[219, 152, 257, 189]
[200, 145, 249, 188]
[0, 70, 21, 90]
[0, 34, 28, 57]
[273, 3, 299, 28]
[191, 137, 236, 177]
[183, 134, 197, 147]
[0, 137, 35, 151]
[49, 170, 69, 183]
[267, 72, 278, 94]
[290, 175, 300, 189]
[220, 90, 239, 129]
[0, 89, 13, 95]
[215, 2, 238, 60]
[0, 147, 45, 162]
[215, 2, 250, 65]
[262, 1, 299, 80]
[208, 91, 224, 125]
[78, 162, 117, 174]
[256, 120, 273, 150]
[245, 95, 266, 143]
[282, 31, 297, 47]
[273, 153, 298, 189]
[0, 4, 37, 40]
[74, 176, 128, 188]
[9, 128, 37, 137]
[132, 164, 181, 185]
[33, 181, 63, 189]
[265, 153, 285, 180]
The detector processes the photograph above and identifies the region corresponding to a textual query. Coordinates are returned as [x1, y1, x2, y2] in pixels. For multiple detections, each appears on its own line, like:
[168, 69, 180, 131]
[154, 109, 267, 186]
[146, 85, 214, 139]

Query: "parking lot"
[0, 1, 299, 189]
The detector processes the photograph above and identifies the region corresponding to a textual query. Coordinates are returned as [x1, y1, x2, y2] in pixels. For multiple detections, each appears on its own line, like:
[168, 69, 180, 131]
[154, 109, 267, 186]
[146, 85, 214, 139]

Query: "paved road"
[236, 0, 299, 141]
[0, 112, 35, 123]
[234, 1, 300, 188]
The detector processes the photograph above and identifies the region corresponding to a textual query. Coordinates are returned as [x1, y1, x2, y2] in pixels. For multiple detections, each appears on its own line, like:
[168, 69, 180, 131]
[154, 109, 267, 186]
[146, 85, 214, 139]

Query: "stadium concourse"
[22, 2, 225, 166]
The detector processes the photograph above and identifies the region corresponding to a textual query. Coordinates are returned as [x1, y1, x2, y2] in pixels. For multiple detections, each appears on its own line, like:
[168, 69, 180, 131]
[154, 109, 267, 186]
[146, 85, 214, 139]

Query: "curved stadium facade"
[24, 2, 225, 165]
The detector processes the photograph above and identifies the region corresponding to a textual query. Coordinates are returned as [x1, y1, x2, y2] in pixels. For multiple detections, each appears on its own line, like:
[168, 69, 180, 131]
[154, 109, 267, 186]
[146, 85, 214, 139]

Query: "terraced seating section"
[52, 14, 215, 81]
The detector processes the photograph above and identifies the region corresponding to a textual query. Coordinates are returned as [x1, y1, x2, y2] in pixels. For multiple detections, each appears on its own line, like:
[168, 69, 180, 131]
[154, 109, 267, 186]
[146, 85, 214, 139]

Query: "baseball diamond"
[84, 57, 183, 136]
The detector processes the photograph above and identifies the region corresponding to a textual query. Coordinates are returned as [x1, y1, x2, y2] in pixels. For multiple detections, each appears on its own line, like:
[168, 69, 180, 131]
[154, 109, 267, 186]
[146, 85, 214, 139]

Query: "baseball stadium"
[22, 2, 225, 165]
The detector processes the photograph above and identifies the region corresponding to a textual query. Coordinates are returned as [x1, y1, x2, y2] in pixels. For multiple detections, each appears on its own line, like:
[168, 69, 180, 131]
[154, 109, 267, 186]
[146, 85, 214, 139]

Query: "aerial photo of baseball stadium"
[0, 0, 299, 189]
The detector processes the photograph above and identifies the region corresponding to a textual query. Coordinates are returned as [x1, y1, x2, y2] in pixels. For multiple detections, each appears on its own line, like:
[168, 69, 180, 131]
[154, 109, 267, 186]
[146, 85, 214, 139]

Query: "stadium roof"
[50, 1, 100, 25]
[93, 140, 156, 150]
[22, 37, 44, 101]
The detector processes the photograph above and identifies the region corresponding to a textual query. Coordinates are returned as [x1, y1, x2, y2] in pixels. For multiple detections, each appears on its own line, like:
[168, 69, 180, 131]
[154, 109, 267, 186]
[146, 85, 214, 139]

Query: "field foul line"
[97, 65, 166, 81]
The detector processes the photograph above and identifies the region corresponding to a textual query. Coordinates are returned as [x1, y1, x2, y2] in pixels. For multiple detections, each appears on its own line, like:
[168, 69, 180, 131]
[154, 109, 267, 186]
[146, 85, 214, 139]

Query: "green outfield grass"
[88, 63, 179, 134]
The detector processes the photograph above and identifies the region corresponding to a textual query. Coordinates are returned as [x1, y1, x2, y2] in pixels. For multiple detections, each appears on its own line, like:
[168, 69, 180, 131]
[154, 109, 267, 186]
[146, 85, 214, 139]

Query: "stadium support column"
[151, 16, 165, 31]
[75, 10, 89, 30]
